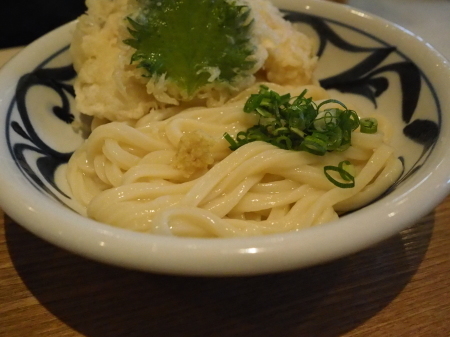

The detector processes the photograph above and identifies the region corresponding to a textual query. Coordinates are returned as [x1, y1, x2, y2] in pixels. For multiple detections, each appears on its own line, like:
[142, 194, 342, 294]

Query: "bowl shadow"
[5, 213, 434, 337]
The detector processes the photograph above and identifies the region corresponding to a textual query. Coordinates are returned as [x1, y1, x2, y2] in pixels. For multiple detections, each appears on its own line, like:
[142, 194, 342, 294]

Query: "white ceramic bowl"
[0, 0, 449, 276]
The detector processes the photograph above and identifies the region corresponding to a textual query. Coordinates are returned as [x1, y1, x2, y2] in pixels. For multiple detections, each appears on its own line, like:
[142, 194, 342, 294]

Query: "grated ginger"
[173, 131, 216, 177]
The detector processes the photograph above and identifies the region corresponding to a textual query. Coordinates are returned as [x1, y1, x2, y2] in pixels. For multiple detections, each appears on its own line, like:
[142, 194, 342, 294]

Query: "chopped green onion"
[223, 132, 239, 150]
[273, 127, 289, 135]
[324, 160, 355, 188]
[300, 135, 327, 155]
[275, 135, 293, 150]
[340, 160, 356, 178]
[290, 127, 305, 138]
[360, 117, 378, 134]
[316, 98, 348, 111]
[244, 94, 264, 112]
[224, 86, 378, 188]
[325, 126, 343, 151]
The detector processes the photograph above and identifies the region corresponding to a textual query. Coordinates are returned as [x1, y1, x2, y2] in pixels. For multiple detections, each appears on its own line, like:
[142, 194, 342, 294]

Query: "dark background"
[1, 0, 87, 48]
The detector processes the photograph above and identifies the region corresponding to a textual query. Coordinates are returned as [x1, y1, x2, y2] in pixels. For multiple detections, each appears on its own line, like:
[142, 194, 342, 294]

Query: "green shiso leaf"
[124, 0, 256, 98]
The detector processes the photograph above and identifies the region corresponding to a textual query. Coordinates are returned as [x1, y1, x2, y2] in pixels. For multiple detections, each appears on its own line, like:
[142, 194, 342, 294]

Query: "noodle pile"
[67, 83, 402, 237]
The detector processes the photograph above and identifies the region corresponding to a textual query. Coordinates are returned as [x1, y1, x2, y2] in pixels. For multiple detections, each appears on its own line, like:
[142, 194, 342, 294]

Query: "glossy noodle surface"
[67, 83, 402, 237]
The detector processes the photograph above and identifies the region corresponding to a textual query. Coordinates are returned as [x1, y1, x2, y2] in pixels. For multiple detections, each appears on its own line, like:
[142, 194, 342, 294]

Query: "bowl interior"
[0, 0, 449, 275]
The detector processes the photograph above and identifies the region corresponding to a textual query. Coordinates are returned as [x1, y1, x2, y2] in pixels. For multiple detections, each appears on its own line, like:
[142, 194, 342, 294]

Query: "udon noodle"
[67, 83, 402, 237]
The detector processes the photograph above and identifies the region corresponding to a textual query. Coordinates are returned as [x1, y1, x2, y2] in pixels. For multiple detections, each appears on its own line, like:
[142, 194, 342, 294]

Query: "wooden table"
[1, 195, 450, 337]
[1, 46, 450, 337]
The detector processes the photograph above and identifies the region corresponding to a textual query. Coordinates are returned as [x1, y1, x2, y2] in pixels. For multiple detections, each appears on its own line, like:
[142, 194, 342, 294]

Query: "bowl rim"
[1, 0, 450, 276]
